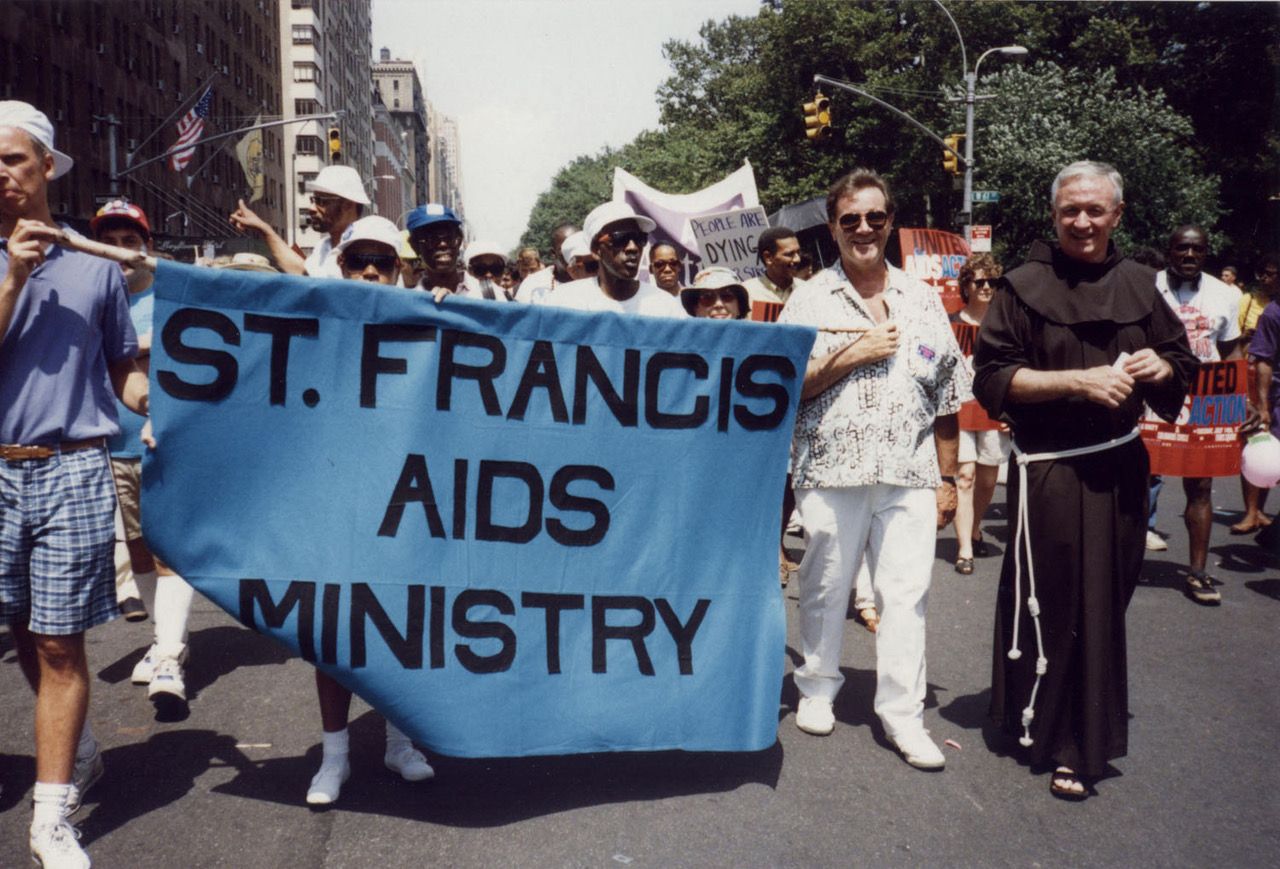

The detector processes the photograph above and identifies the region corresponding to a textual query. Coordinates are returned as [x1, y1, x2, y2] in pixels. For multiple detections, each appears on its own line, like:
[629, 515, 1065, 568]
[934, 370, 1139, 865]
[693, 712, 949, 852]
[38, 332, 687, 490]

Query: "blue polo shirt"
[0, 231, 138, 444]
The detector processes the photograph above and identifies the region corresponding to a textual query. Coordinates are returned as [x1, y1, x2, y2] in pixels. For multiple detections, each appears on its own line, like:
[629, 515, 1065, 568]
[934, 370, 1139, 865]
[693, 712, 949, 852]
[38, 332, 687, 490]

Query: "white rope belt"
[1007, 427, 1140, 747]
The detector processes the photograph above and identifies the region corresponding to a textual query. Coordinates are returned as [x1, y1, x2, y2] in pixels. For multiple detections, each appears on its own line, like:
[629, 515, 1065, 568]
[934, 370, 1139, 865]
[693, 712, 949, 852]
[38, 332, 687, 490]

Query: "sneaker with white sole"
[795, 696, 835, 736]
[132, 643, 188, 686]
[892, 729, 946, 770]
[148, 656, 187, 702]
[306, 756, 351, 805]
[385, 744, 435, 782]
[1145, 530, 1167, 551]
[30, 819, 90, 869]
[65, 743, 104, 817]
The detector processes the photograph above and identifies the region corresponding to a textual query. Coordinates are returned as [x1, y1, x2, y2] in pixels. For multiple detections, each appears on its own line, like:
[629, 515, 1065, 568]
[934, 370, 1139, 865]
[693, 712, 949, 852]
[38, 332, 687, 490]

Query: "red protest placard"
[951, 321, 1001, 431]
[898, 228, 970, 315]
[751, 300, 783, 323]
[1141, 359, 1247, 477]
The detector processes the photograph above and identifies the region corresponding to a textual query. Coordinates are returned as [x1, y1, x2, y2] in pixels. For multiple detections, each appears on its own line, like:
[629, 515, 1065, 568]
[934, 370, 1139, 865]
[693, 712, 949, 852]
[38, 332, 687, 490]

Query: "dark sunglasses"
[600, 229, 648, 249]
[344, 252, 398, 273]
[651, 259, 680, 271]
[971, 277, 997, 288]
[469, 261, 505, 278]
[696, 288, 739, 307]
[837, 210, 889, 231]
[311, 194, 341, 208]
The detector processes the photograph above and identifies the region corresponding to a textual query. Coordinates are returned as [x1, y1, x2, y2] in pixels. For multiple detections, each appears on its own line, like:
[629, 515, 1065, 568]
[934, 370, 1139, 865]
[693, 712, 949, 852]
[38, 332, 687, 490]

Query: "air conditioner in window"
[222, 65, 229, 74]
[235, 75, 242, 85]
[157, 79, 165, 91]
[97, 43, 106, 55]
[212, 173, 220, 183]
[196, 43, 203, 54]
[173, 24, 181, 34]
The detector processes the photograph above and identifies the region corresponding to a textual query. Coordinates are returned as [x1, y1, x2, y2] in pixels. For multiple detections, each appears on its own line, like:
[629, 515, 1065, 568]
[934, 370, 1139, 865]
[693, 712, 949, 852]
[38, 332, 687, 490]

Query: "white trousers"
[793, 484, 935, 736]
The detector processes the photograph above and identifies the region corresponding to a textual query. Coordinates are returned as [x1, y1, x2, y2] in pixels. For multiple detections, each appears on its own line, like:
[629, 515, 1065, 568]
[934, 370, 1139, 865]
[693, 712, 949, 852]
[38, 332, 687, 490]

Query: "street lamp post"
[963, 46, 1027, 221]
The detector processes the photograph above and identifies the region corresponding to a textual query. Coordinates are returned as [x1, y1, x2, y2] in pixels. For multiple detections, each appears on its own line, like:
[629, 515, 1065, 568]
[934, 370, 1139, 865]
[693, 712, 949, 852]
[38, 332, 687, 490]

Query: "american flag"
[169, 87, 213, 172]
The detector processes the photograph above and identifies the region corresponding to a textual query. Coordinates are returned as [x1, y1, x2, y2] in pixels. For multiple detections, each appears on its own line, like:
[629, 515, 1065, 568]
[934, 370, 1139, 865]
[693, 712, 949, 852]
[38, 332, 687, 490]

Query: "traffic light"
[943, 133, 964, 175]
[802, 92, 831, 143]
[327, 127, 342, 163]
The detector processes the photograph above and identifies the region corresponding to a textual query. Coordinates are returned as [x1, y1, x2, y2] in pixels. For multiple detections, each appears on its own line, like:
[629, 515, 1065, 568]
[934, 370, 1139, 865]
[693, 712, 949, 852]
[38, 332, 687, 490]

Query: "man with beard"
[543, 202, 684, 317]
[405, 203, 466, 301]
[516, 221, 577, 304]
[973, 161, 1196, 800]
[743, 226, 807, 307]
[1145, 225, 1241, 605]
[229, 165, 369, 277]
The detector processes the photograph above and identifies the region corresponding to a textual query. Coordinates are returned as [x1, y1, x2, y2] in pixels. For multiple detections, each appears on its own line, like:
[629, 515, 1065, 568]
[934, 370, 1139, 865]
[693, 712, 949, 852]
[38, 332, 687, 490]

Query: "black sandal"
[954, 557, 974, 575]
[971, 533, 991, 558]
[1050, 767, 1089, 801]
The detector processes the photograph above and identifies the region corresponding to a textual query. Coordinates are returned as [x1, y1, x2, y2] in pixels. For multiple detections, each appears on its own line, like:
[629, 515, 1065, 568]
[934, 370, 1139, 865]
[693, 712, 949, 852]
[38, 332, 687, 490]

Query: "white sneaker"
[30, 820, 90, 869]
[148, 656, 187, 703]
[385, 743, 435, 782]
[892, 729, 946, 770]
[306, 756, 350, 805]
[65, 743, 104, 817]
[1145, 530, 1168, 551]
[132, 643, 188, 685]
[795, 696, 835, 736]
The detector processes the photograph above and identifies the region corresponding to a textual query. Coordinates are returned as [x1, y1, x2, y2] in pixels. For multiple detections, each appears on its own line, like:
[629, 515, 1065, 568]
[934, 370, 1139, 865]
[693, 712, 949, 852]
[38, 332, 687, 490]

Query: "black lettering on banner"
[320, 583, 341, 665]
[733, 354, 795, 430]
[475, 460, 542, 543]
[546, 465, 614, 547]
[521, 592, 586, 674]
[238, 579, 316, 661]
[429, 585, 446, 669]
[452, 459, 468, 540]
[453, 589, 517, 673]
[378, 454, 446, 538]
[573, 346, 639, 426]
[437, 329, 505, 415]
[158, 307, 241, 402]
[507, 340, 569, 423]
[243, 314, 319, 406]
[592, 596, 656, 676]
[655, 599, 711, 675]
[360, 323, 436, 408]
[717, 357, 735, 432]
[644, 352, 710, 429]
[349, 583, 425, 669]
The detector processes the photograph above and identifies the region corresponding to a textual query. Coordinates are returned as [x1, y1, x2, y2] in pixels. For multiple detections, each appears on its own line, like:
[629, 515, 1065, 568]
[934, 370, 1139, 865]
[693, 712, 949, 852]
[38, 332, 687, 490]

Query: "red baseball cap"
[91, 199, 151, 238]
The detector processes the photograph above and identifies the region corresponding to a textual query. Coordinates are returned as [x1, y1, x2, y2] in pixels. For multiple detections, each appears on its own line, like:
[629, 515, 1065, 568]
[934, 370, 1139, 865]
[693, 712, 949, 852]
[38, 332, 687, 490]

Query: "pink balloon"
[1242, 434, 1280, 488]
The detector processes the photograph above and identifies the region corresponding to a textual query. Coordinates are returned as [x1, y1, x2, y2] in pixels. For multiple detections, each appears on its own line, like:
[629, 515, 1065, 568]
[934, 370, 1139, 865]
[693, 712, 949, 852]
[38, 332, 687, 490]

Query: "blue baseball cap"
[406, 203, 461, 232]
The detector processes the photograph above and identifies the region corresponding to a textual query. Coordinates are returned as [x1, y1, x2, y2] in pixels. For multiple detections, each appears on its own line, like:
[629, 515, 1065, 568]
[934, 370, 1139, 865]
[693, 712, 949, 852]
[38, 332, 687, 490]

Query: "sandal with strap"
[954, 557, 974, 575]
[1050, 767, 1089, 801]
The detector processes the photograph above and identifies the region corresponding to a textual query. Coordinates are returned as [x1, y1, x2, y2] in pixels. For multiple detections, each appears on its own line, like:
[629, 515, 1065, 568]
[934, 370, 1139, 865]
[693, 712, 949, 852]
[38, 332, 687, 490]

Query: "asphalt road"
[2, 481, 1277, 868]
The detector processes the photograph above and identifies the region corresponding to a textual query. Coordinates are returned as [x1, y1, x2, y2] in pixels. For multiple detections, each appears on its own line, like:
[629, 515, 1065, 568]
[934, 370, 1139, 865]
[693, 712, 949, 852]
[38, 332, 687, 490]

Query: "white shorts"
[959, 428, 1011, 466]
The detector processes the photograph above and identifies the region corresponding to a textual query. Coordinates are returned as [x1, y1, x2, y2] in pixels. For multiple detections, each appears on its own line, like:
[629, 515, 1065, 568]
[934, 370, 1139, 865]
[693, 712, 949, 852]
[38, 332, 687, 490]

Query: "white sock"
[385, 722, 413, 752]
[32, 782, 70, 828]
[77, 723, 97, 760]
[154, 573, 196, 648]
[321, 728, 349, 762]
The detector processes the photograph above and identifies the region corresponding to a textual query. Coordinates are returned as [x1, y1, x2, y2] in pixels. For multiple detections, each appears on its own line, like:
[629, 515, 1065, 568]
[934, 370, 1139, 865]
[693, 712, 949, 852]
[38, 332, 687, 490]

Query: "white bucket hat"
[0, 101, 74, 179]
[305, 165, 372, 206]
[582, 201, 656, 244]
[559, 231, 590, 263]
[464, 240, 507, 266]
[335, 216, 404, 255]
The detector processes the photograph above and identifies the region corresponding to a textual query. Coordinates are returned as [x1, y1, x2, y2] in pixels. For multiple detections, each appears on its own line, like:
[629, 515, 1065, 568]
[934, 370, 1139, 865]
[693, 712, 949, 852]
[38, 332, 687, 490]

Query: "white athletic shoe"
[30, 819, 90, 869]
[795, 696, 835, 736]
[892, 729, 946, 770]
[385, 744, 435, 782]
[132, 643, 188, 686]
[65, 743, 104, 817]
[148, 656, 187, 703]
[1145, 530, 1168, 551]
[306, 756, 351, 805]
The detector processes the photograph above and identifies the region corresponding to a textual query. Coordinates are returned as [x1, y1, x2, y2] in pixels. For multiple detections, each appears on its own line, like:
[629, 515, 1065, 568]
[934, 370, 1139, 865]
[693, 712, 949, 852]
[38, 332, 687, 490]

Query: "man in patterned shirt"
[777, 168, 968, 769]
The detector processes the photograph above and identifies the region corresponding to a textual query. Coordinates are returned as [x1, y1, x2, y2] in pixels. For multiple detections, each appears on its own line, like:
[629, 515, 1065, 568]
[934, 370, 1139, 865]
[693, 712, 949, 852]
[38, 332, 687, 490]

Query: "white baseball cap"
[335, 216, 403, 255]
[0, 101, 73, 179]
[305, 165, 371, 206]
[582, 201, 656, 245]
[464, 240, 507, 266]
[559, 231, 590, 263]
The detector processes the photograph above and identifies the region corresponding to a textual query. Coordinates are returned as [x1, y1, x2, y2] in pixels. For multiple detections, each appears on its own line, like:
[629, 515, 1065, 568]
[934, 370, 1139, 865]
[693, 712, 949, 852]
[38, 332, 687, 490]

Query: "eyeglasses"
[971, 277, 997, 288]
[651, 259, 680, 271]
[469, 260, 505, 278]
[600, 229, 648, 249]
[311, 194, 341, 208]
[344, 252, 398, 273]
[410, 229, 462, 251]
[696, 288, 739, 307]
[837, 210, 889, 231]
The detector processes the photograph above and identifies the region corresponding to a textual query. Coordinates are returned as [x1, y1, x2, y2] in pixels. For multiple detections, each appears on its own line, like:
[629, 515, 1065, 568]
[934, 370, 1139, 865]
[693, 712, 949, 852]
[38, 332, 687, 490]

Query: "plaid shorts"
[0, 446, 119, 635]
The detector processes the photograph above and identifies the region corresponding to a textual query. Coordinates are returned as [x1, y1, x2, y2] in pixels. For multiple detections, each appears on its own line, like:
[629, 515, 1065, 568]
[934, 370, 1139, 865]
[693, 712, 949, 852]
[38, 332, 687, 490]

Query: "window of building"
[293, 63, 320, 84]
[295, 98, 320, 116]
[296, 136, 321, 155]
[291, 24, 316, 44]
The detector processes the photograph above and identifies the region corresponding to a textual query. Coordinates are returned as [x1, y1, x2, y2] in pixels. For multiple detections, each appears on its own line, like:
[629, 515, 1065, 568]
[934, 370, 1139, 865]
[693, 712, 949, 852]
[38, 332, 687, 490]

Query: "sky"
[371, 0, 763, 250]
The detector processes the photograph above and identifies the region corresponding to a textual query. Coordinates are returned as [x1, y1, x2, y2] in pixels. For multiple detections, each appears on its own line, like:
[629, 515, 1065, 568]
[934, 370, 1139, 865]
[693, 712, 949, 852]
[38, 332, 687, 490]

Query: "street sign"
[967, 225, 992, 253]
[972, 191, 1000, 203]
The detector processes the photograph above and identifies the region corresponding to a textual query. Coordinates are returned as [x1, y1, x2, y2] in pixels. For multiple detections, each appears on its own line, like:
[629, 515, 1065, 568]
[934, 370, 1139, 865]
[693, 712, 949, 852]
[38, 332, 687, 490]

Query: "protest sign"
[1141, 359, 1247, 477]
[143, 261, 815, 757]
[950, 321, 1001, 431]
[689, 207, 770, 282]
[898, 228, 970, 314]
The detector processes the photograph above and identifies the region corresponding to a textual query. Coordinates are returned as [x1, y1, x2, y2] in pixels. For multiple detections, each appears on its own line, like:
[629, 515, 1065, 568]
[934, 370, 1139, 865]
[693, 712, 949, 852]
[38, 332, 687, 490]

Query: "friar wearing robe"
[973, 161, 1197, 799]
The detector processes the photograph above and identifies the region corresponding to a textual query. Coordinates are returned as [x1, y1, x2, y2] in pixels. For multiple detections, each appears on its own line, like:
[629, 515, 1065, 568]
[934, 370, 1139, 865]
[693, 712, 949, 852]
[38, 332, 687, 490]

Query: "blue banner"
[142, 260, 815, 757]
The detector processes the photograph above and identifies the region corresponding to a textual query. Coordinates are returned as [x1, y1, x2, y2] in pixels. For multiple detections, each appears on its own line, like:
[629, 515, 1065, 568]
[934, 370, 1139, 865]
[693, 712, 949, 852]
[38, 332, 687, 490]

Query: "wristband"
[939, 475, 956, 485]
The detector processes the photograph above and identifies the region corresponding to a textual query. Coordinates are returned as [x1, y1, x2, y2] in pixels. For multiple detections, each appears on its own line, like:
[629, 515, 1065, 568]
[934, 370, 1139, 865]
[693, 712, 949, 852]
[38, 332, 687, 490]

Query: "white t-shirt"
[542, 278, 687, 318]
[515, 267, 556, 304]
[303, 227, 352, 278]
[1155, 270, 1242, 362]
